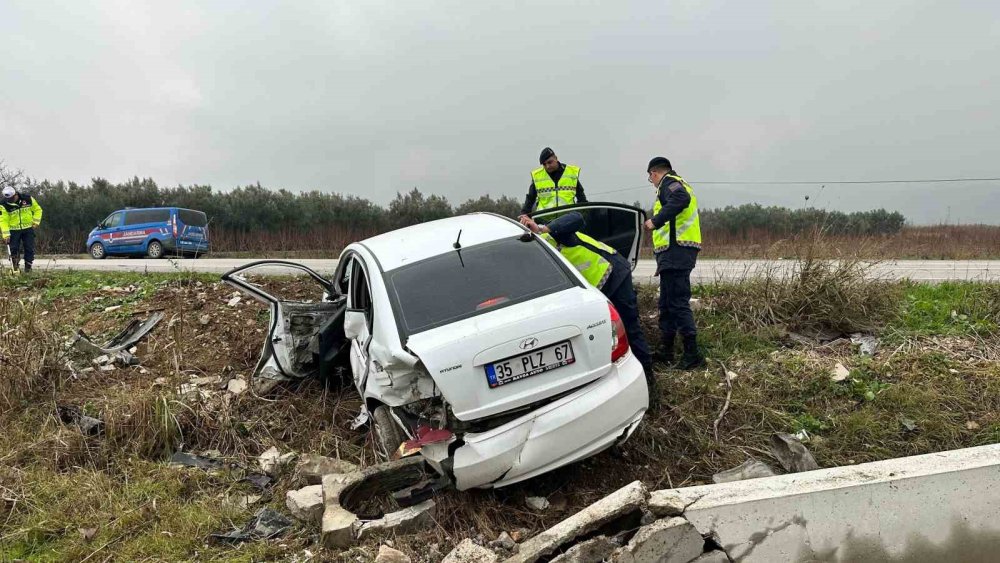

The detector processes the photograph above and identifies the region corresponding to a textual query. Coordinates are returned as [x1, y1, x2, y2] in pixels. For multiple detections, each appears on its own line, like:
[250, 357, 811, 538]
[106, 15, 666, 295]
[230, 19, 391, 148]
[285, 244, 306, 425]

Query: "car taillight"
[609, 302, 630, 362]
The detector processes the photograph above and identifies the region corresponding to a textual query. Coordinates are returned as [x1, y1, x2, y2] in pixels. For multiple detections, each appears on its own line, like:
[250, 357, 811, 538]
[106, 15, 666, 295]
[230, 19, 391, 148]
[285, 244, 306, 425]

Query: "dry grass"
[1, 265, 998, 561]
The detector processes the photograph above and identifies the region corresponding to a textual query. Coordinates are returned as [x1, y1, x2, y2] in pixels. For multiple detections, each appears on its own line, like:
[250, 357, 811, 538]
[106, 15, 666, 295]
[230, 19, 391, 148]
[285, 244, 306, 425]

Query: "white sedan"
[223, 204, 650, 490]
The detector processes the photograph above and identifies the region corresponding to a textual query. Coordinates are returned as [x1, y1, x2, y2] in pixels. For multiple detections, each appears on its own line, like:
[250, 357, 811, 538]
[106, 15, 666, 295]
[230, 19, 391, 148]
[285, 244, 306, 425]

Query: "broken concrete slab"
[286, 484, 324, 523]
[617, 517, 704, 563]
[295, 453, 360, 485]
[769, 433, 820, 473]
[712, 459, 777, 484]
[375, 545, 412, 563]
[226, 377, 248, 395]
[258, 446, 296, 476]
[320, 502, 360, 549]
[442, 538, 498, 563]
[356, 500, 436, 539]
[549, 535, 619, 563]
[508, 480, 648, 563]
[648, 489, 700, 518]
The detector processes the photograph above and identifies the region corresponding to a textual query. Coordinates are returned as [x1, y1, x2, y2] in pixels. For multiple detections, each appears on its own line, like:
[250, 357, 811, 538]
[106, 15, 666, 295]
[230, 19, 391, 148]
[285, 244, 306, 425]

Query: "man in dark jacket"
[644, 157, 705, 369]
[519, 147, 588, 218]
[522, 211, 656, 399]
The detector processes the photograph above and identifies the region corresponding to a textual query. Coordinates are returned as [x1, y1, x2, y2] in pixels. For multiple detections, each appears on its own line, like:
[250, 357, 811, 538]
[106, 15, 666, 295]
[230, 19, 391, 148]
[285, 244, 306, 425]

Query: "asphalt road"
[32, 257, 1000, 284]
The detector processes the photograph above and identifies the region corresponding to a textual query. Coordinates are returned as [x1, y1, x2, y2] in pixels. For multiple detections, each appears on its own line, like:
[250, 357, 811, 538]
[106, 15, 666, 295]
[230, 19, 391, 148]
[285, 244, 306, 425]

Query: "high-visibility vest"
[541, 231, 614, 289]
[652, 173, 701, 253]
[531, 164, 580, 211]
[0, 195, 43, 238]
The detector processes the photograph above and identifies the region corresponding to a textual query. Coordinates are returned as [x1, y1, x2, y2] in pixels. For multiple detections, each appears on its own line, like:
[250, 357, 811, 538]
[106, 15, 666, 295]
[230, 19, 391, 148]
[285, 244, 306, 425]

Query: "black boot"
[654, 333, 676, 365]
[10, 255, 19, 272]
[643, 362, 660, 411]
[24, 262, 32, 273]
[678, 334, 706, 370]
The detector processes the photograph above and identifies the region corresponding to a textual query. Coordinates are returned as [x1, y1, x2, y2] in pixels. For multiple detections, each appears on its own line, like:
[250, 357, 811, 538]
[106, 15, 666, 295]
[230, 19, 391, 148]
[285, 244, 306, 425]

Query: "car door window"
[349, 259, 373, 331]
[532, 203, 646, 270]
[103, 212, 123, 229]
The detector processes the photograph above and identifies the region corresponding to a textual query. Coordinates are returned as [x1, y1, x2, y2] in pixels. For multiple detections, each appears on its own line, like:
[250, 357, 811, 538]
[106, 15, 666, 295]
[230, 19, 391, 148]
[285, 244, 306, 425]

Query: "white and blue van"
[87, 207, 210, 259]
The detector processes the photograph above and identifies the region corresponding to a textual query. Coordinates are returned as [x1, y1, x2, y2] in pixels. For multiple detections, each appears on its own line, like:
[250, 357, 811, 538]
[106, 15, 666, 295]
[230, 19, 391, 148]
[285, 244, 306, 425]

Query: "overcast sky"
[2, 0, 998, 224]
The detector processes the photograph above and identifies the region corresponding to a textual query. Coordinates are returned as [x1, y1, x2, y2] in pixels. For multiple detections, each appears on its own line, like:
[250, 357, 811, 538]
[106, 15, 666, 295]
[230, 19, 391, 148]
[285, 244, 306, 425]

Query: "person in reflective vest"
[643, 157, 705, 369]
[1, 186, 43, 273]
[521, 211, 656, 399]
[519, 147, 587, 217]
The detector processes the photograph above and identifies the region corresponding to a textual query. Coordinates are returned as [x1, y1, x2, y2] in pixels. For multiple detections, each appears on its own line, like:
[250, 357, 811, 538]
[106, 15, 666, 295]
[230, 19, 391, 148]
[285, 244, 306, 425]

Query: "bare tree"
[0, 159, 30, 191]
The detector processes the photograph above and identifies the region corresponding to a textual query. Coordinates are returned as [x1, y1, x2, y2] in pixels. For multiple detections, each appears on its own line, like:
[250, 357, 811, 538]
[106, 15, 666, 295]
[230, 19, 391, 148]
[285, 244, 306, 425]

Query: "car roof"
[360, 213, 527, 271]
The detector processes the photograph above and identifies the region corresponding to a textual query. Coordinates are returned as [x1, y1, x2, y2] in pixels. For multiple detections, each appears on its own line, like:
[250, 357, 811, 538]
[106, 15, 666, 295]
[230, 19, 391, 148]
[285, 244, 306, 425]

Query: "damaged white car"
[223, 204, 649, 490]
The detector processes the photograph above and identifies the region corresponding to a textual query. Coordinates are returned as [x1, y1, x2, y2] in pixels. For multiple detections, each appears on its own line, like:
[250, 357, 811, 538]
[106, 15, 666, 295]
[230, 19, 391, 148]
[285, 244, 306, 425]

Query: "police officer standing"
[518, 147, 587, 218]
[521, 212, 657, 400]
[644, 157, 705, 369]
[1, 186, 43, 273]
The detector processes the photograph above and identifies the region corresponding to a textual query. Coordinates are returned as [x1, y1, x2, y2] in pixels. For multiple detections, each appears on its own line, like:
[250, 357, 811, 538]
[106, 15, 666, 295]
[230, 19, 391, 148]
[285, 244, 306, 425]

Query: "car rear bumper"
[449, 352, 648, 490]
[177, 239, 210, 253]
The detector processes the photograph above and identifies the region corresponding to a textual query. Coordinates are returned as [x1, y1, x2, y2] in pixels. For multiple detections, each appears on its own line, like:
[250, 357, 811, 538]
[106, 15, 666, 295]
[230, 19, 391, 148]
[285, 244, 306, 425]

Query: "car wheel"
[372, 405, 405, 460]
[146, 240, 164, 259]
[90, 242, 106, 260]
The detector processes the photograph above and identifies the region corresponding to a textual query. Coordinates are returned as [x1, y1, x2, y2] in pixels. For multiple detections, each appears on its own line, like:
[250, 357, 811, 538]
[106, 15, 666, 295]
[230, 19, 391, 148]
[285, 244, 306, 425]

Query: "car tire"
[372, 405, 405, 460]
[146, 240, 164, 259]
[90, 242, 106, 260]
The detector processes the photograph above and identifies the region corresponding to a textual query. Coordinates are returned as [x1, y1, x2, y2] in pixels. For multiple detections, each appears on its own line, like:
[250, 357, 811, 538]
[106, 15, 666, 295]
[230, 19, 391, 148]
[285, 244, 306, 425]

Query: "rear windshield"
[387, 236, 576, 335]
[124, 209, 170, 225]
[178, 209, 208, 227]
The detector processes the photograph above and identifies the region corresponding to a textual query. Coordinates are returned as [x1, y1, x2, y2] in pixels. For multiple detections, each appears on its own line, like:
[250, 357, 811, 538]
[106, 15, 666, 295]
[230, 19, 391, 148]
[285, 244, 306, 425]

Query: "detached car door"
[531, 202, 647, 270]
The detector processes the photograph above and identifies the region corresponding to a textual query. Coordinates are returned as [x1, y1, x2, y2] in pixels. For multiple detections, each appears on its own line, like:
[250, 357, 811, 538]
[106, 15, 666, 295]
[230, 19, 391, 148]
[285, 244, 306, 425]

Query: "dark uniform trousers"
[9, 228, 36, 266]
[603, 254, 653, 371]
[658, 268, 697, 342]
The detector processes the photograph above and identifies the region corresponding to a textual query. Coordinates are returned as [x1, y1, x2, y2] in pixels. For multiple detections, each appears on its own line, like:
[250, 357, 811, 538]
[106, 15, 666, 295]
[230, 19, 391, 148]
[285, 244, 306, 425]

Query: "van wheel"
[146, 240, 164, 259]
[372, 405, 405, 460]
[90, 242, 106, 260]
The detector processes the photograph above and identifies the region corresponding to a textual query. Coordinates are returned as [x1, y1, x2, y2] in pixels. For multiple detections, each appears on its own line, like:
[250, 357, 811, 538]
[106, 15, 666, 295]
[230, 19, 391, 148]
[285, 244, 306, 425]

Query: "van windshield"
[386, 236, 575, 335]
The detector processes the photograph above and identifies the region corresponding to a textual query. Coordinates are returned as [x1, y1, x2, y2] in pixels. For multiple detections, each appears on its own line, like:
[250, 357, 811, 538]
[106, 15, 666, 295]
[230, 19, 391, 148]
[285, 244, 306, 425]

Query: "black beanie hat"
[647, 156, 672, 173]
[539, 147, 555, 164]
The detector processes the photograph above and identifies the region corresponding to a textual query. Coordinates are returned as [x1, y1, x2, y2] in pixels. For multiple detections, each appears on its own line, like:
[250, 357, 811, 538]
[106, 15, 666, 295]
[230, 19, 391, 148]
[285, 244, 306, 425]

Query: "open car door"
[531, 202, 647, 270]
[221, 260, 349, 387]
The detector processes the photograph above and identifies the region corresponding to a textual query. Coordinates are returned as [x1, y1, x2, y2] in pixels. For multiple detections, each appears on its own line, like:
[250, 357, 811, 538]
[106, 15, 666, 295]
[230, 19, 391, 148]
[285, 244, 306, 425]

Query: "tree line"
[23, 177, 904, 253]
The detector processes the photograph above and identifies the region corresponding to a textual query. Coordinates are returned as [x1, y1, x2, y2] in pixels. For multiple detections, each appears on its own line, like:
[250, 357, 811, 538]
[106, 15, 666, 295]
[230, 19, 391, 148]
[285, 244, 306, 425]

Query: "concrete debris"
[712, 459, 778, 484]
[286, 485, 324, 523]
[357, 500, 436, 539]
[967, 421, 981, 431]
[550, 535, 619, 562]
[489, 531, 516, 551]
[850, 333, 879, 356]
[199, 314, 211, 325]
[691, 551, 731, 563]
[442, 538, 498, 563]
[178, 382, 206, 400]
[226, 377, 248, 395]
[648, 490, 691, 518]
[79, 526, 99, 542]
[98, 364, 116, 372]
[258, 446, 295, 476]
[769, 433, 820, 473]
[617, 517, 704, 563]
[210, 507, 293, 543]
[526, 496, 551, 511]
[509, 481, 648, 563]
[191, 375, 222, 387]
[899, 417, 919, 433]
[320, 502, 358, 549]
[57, 405, 104, 436]
[375, 545, 412, 563]
[103, 305, 122, 313]
[93, 355, 111, 365]
[227, 295, 242, 307]
[794, 429, 811, 443]
[831, 362, 851, 382]
[295, 454, 360, 485]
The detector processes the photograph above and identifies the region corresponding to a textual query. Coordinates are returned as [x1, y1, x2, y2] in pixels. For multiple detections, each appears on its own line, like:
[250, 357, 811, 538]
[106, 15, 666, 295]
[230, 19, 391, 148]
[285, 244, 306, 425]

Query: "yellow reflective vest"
[0, 195, 43, 238]
[541, 231, 614, 289]
[531, 164, 580, 211]
[652, 174, 701, 253]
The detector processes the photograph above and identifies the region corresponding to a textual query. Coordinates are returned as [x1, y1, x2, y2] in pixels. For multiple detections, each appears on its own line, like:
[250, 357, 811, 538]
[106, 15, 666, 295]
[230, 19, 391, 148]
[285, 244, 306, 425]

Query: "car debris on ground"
[769, 432, 820, 473]
[210, 507, 293, 544]
[72, 311, 164, 355]
[56, 405, 104, 436]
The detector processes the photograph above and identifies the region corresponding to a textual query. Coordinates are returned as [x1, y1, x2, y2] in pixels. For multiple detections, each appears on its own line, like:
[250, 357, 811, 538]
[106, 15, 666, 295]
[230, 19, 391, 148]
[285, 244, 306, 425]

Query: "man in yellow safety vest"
[521, 211, 656, 399]
[643, 157, 704, 369]
[518, 147, 587, 219]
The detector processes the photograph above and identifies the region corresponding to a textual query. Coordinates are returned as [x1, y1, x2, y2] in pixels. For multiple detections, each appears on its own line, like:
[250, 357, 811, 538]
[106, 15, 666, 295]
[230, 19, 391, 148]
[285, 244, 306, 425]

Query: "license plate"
[485, 340, 575, 388]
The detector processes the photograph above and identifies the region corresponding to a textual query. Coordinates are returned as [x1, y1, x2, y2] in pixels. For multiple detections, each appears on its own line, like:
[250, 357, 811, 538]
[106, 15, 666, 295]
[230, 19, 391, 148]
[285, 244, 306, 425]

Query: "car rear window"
[386, 236, 576, 335]
[178, 209, 208, 227]
[123, 209, 170, 225]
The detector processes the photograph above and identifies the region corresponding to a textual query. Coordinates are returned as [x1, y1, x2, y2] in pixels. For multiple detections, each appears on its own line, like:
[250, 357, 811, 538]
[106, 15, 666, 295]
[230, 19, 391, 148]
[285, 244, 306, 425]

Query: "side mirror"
[344, 309, 368, 340]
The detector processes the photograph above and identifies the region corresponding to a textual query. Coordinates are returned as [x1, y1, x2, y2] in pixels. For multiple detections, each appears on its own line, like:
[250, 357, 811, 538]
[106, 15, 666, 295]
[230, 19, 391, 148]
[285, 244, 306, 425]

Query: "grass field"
[1, 263, 998, 561]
